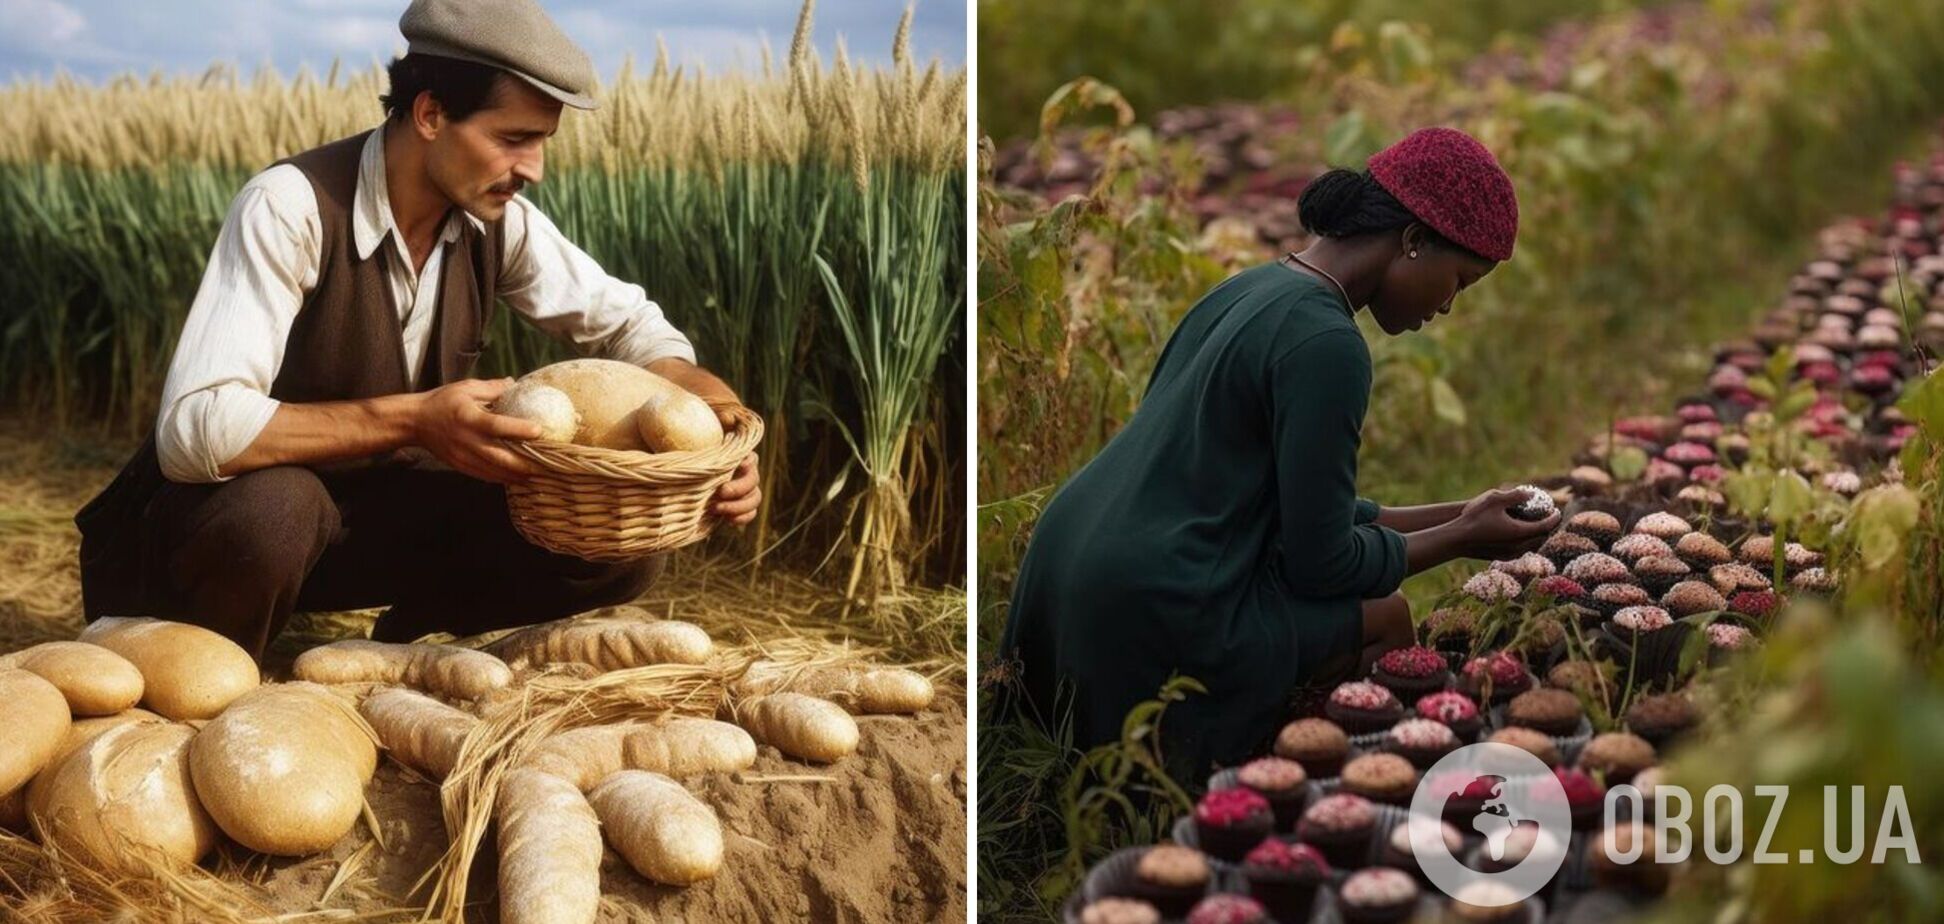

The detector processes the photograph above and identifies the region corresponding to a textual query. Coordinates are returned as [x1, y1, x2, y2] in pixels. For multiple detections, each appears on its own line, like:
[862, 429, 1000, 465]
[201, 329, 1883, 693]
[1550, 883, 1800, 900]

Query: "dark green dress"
[999, 261, 1408, 777]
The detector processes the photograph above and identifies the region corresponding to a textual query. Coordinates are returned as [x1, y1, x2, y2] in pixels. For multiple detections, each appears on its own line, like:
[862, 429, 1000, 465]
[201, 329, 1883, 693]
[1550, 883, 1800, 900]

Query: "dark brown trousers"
[127, 463, 662, 659]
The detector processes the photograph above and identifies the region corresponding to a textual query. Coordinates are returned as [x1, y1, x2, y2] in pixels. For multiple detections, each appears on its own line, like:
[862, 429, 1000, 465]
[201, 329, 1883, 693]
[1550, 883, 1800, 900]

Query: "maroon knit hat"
[1366, 127, 1518, 262]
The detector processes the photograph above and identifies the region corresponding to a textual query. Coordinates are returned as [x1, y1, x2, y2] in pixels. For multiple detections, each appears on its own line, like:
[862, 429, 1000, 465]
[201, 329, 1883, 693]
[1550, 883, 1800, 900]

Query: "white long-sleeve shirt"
[155, 126, 697, 483]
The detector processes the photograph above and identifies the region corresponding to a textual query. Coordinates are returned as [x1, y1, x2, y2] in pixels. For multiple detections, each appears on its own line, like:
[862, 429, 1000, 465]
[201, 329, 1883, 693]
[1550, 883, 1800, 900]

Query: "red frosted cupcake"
[1324, 681, 1404, 734]
[1415, 690, 1483, 741]
[1241, 839, 1331, 922]
[1546, 766, 1607, 831]
[1193, 788, 1274, 863]
[1370, 646, 1451, 700]
[1459, 651, 1531, 705]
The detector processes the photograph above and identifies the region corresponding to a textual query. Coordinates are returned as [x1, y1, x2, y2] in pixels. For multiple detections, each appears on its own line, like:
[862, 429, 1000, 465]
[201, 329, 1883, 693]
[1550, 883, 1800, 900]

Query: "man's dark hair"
[379, 53, 511, 123]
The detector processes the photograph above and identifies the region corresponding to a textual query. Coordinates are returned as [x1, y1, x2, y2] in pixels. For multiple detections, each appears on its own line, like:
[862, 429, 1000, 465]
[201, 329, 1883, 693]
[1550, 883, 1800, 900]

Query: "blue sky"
[0, 0, 964, 83]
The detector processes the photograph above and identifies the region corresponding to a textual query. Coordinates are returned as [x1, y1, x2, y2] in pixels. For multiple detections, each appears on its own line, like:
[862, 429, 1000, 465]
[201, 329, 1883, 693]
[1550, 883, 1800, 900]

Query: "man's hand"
[413, 378, 543, 484]
[712, 452, 761, 525]
[1454, 488, 1560, 560]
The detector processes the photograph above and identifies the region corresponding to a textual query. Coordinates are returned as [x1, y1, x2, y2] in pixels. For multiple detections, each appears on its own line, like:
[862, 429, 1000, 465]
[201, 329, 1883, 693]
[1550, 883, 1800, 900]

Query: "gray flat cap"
[400, 0, 599, 110]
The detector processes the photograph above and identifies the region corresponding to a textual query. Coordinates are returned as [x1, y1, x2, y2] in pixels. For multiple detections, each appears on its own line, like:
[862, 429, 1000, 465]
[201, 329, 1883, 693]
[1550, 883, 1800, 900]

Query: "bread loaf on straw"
[622, 718, 757, 777]
[736, 692, 860, 764]
[0, 641, 144, 716]
[30, 722, 219, 873]
[188, 682, 377, 855]
[485, 612, 712, 672]
[496, 768, 604, 924]
[360, 687, 481, 780]
[587, 770, 724, 885]
[294, 639, 513, 702]
[77, 617, 259, 720]
[0, 668, 70, 796]
[734, 660, 935, 714]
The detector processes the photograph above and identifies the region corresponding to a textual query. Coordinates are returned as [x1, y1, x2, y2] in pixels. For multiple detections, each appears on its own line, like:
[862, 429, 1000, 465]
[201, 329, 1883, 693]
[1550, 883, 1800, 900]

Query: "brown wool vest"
[76, 128, 503, 615]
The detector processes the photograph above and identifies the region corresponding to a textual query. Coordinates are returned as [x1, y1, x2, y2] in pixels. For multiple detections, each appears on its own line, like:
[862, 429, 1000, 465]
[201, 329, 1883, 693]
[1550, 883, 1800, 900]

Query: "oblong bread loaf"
[734, 660, 935, 714]
[623, 719, 757, 778]
[30, 722, 218, 873]
[485, 616, 712, 672]
[0, 668, 70, 795]
[736, 693, 859, 764]
[360, 688, 480, 781]
[587, 770, 723, 885]
[0, 641, 144, 716]
[496, 768, 603, 924]
[188, 682, 377, 855]
[77, 618, 258, 720]
[294, 639, 513, 702]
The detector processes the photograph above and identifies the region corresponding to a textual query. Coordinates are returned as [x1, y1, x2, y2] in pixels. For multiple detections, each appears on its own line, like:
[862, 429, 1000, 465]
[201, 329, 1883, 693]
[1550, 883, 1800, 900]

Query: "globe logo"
[1408, 743, 1572, 903]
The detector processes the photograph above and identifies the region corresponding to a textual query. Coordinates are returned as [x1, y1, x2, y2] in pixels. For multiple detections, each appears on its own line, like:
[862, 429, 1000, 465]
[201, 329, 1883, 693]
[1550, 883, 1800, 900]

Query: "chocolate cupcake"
[1547, 660, 1617, 709]
[1663, 441, 1716, 469]
[1415, 690, 1484, 741]
[1678, 484, 1728, 509]
[1128, 845, 1210, 917]
[1674, 532, 1732, 571]
[1325, 681, 1405, 735]
[1381, 819, 1461, 884]
[1488, 727, 1561, 767]
[1234, 757, 1309, 832]
[1708, 562, 1772, 596]
[1785, 543, 1825, 573]
[1421, 608, 1479, 659]
[1590, 582, 1653, 619]
[1459, 651, 1532, 705]
[1568, 465, 1614, 496]
[1727, 590, 1780, 620]
[1578, 732, 1657, 786]
[1792, 566, 1837, 595]
[1296, 793, 1378, 870]
[1340, 752, 1418, 806]
[1371, 646, 1451, 700]
[1549, 766, 1607, 831]
[1662, 580, 1727, 617]
[1512, 616, 1567, 674]
[1591, 822, 1672, 895]
[1474, 822, 1565, 879]
[1539, 531, 1601, 570]
[1274, 718, 1350, 779]
[1633, 512, 1693, 542]
[1492, 552, 1556, 584]
[1241, 839, 1330, 922]
[1192, 788, 1274, 863]
[1337, 868, 1420, 924]
[1447, 880, 1528, 922]
[1463, 569, 1523, 604]
[1504, 688, 1585, 736]
[1608, 606, 1683, 682]
[1385, 718, 1460, 770]
[1624, 693, 1696, 749]
[1564, 510, 1622, 547]
[1738, 535, 1780, 570]
[1705, 622, 1759, 664]
[1078, 898, 1162, 924]
[1509, 485, 1558, 522]
[1609, 533, 1674, 568]
[1564, 553, 1632, 588]
[1527, 574, 1591, 608]
[1632, 555, 1692, 597]
[1184, 894, 1267, 924]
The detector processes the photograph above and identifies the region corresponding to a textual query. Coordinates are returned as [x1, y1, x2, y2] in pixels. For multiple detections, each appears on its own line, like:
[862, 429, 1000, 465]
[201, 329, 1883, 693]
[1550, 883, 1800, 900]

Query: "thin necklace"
[1287, 252, 1352, 309]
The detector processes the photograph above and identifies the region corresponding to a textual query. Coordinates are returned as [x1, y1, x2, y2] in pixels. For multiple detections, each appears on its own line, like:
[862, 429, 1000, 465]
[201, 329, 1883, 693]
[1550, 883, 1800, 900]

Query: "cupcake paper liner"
[1598, 623, 1695, 689]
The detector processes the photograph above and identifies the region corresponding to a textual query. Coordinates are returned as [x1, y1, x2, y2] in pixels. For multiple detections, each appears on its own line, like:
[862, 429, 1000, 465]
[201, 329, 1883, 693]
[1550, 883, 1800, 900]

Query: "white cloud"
[0, 0, 87, 47]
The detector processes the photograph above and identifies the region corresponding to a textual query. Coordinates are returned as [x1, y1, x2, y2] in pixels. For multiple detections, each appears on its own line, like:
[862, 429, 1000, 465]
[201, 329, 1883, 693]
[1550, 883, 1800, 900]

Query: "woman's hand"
[1453, 488, 1559, 559]
[412, 378, 542, 484]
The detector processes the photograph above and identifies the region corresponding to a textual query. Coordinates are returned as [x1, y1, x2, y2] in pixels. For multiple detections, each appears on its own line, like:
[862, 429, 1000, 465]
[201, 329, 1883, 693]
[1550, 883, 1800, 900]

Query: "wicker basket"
[503, 404, 764, 561]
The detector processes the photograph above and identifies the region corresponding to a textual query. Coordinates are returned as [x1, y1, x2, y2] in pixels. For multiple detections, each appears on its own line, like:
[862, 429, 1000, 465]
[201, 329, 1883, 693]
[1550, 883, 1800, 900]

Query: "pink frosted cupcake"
[1325, 681, 1404, 734]
[1385, 718, 1460, 769]
[1415, 690, 1483, 741]
[1296, 793, 1378, 870]
[1459, 651, 1531, 704]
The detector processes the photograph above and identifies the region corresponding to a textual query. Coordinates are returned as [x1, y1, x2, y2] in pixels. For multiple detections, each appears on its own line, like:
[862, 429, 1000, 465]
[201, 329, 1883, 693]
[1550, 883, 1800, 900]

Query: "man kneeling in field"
[74, 0, 759, 660]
